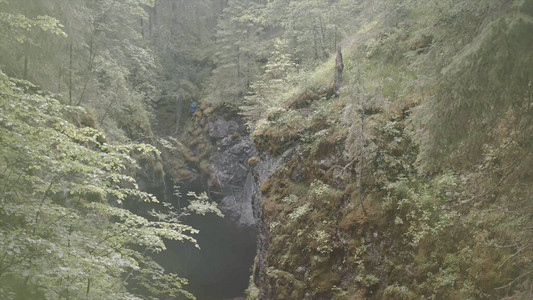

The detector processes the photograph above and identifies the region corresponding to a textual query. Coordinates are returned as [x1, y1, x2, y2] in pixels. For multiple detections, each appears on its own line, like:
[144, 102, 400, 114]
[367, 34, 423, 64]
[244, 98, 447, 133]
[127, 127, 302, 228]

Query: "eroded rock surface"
[208, 117, 257, 227]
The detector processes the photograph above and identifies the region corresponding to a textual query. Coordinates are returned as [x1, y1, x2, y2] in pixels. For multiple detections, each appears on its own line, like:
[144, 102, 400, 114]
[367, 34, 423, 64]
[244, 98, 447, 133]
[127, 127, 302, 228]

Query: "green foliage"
[355, 273, 380, 288]
[415, 11, 533, 168]
[0, 5, 67, 43]
[207, 0, 266, 102]
[383, 174, 462, 247]
[0, 0, 161, 141]
[243, 38, 299, 120]
[287, 203, 310, 221]
[209, 0, 361, 107]
[150, 0, 223, 97]
[383, 284, 416, 300]
[0, 71, 196, 299]
[313, 229, 333, 255]
[129, 258, 195, 300]
[184, 191, 224, 217]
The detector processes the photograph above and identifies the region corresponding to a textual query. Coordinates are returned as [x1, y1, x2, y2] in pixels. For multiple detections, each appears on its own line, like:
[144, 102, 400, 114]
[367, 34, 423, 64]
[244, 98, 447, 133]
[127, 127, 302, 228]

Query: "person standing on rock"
[190, 100, 202, 129]
[190, 100, 197, 114]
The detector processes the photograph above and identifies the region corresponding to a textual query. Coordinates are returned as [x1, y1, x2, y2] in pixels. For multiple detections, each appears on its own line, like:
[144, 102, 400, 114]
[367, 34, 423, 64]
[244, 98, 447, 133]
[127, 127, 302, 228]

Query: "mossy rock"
[183, 150, 200, 163]
[188, 138, 201, 147]
[407, 33, 433, 51]
[176, 168, 194, 181]
[260, 179, 272, 194]
[246, 283, 260, 300]
[383, 284, 417, 300]
[339, 209, 361, 232]
[286, 90, 318, 109]
[197, 143, 207, 153]
[248, 156, 260, 167]
[310, 271, 341, 296]
[79, 109, 98, 128]
[266, 268, 305, 299]
[203, 106, 216, 116]
[262, 197, 291, 219]
[199, 160, 210, 175]
[255, 127, 299, 155]
[154, 161, 165, 179]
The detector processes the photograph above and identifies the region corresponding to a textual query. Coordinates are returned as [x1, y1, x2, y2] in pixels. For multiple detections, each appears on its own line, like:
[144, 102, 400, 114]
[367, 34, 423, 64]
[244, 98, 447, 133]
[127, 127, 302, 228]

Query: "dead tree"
[334, 45, 344, 96]
[175, 95, 183, 134]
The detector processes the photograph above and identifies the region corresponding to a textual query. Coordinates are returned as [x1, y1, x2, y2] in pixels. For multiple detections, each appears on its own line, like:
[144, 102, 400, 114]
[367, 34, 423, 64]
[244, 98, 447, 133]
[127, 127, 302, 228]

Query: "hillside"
[241, 1, 532, 299]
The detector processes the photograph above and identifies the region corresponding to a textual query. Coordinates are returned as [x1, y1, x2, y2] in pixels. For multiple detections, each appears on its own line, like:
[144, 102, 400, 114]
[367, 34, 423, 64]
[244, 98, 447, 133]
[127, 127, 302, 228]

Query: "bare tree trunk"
[334, 46, 344, 96]
[175, 95, 183, 134]
[358, 100, 367, 216]
[334, 25, 338, 52]
[236, 44, 241, 78]
[58, 65, 62, 93]
[313, 21, 319, 59]
[246, 26, 251, 88]
[86, 278, 91, 300]
[99, 96, 117, 126]
[23, 55, 28, 80]
[149, 0, 156, 37]
[355, 69, 367, 216]
[140, 17, 144, 39]
[319, 15, 327, 58]
[69, 43, 73, 105]
[76, 36, 98, 106]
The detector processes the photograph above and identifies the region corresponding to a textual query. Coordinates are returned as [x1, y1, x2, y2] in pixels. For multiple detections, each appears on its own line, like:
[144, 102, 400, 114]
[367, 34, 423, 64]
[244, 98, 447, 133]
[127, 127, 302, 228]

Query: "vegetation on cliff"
[236, 0, 532, 299]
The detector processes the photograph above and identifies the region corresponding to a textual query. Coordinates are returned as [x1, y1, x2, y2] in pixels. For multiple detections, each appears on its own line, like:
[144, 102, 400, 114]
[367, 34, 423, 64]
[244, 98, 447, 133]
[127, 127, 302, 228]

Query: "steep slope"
[245, 1, 532, 299]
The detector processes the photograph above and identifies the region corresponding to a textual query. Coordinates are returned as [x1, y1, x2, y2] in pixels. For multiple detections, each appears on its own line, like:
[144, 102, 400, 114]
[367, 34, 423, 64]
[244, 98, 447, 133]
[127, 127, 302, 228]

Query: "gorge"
[0, 1, 531, 300]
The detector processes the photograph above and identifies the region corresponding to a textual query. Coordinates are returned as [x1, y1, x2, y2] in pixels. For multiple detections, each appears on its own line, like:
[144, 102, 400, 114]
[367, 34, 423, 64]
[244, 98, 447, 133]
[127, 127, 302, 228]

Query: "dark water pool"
[155, 213, 257, 300]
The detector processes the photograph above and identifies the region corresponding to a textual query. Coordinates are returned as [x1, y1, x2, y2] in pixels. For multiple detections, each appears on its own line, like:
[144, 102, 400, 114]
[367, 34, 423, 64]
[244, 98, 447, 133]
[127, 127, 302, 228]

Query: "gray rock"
[218, 173, 256, 226]
[208, 118, 239, 139]
[208, 117, 257, 227]
[218, 135, 234, 148]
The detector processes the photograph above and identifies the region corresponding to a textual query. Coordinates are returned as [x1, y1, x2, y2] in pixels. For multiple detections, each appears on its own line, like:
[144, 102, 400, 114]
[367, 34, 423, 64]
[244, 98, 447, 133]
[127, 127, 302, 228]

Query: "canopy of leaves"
[0, 71, 196, 299]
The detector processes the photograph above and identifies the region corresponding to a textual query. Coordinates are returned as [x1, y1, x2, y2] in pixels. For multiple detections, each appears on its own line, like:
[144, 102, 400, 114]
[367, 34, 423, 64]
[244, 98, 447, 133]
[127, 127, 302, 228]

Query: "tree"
[242, 38, 297, 120]
[209, 0, 266, 102]
[0, 0, 161, 142]
[0, 71, 204, 299]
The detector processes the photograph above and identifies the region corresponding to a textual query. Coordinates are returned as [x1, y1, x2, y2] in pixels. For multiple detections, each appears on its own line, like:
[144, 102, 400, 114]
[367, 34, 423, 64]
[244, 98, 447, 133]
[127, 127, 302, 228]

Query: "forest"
[0, 0, 531, 299]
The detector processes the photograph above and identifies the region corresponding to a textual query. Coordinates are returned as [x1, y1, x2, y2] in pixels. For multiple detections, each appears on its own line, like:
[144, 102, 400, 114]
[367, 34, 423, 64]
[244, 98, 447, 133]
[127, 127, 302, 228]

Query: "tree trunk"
[334, 46, 344, 96]
[175, 95, 183, 134]
[76, 37, 98, 106]
[140, 17, 144, 39]
[23, 55, 28, 80]
[359, 98, 367, 216]
[313, 21, 319, 59]
[69, 43, 73, 105]
[246, 26, 251, 88]
[86, 278, 91, 300]
[334, 25, 338, 52]
[236, 44, 241, 78]
[149, 0, 156, 37]
[58, 65, 62, 93]
[319, 15, 327, 58]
